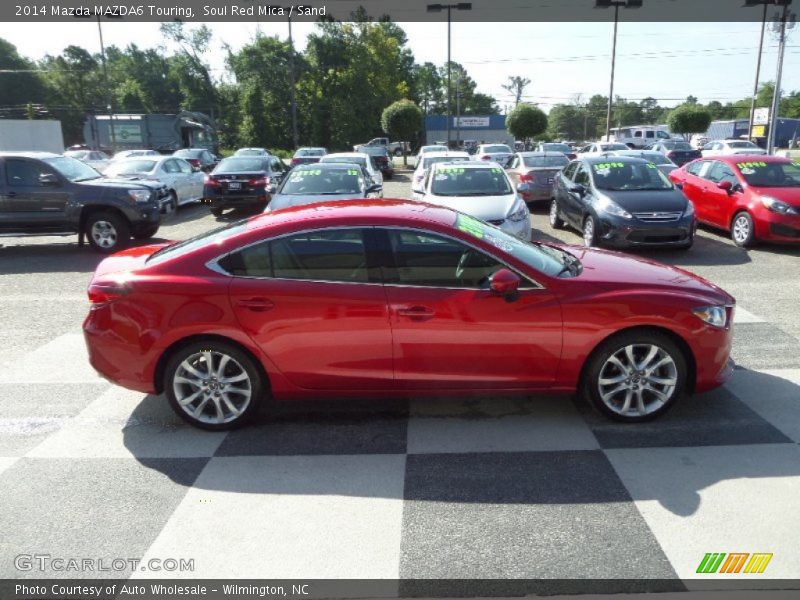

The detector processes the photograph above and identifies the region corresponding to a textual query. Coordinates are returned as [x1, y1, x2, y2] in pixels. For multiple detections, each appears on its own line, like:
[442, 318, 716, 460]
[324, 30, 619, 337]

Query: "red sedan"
[83, 200, 735, 430]
[669, 155, 800, 247]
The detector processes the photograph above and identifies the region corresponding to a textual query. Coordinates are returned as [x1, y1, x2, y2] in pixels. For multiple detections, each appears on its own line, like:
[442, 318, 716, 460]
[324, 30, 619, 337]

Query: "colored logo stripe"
[697, 553, 726, 573]
[744, 553, 773, 574]
[719, 553, 749, 573]
[697, 553, 773, 574]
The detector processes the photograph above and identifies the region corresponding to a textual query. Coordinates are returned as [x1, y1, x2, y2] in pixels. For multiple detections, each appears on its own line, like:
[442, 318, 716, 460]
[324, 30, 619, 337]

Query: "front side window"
[5, 159, 57, 186]
[220, 229, 371, 283]
[386, 230, 504, 288]
[562, 162, 579, 180]
[573, 164, 591, 187]
[707, 162, 738, 186]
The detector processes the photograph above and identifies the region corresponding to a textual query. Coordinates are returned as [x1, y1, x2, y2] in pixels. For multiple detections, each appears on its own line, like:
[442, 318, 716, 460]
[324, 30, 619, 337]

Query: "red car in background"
[83, 200, 734, 430]
[669, 155, 800, 247]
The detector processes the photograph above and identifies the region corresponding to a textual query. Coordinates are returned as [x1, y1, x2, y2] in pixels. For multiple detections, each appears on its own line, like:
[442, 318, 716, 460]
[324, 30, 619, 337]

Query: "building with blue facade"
[424, 114, 513, 147]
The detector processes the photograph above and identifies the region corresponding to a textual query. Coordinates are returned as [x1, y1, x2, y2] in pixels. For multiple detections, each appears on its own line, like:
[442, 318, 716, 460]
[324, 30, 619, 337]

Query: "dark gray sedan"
[550, 156, 696, 249]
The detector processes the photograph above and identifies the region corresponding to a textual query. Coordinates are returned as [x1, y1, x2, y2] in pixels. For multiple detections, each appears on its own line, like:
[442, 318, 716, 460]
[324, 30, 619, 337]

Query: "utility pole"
[287, 13, 299, 149]
[748, 1, 769, 141]
[96, 15, 117, 152]
[767, 1, 794, 153]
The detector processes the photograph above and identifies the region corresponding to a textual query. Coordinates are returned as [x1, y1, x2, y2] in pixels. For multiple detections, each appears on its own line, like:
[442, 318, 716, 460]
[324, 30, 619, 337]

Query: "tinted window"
[387, 230, 503, 288]
[562, 162, 579, 180]
[272, 229, 369, 282]
[430, 166, 512, 196]
[735, 161, 800, 187]
[523, 155, 569, 168]
[5, 159, 55, 186]
[217, 157, 266, 172]
[574, 164, 590, 186]
[591, 161, 672, 191]
[279, 167, 363, 195]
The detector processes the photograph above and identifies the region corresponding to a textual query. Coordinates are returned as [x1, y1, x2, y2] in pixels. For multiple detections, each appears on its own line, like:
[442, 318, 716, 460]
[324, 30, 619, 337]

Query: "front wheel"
[731, 211, 756, 248]
[85, 211, 130, 253]
[581, 331, 687, 422]
[583, 215, 597, 247]
[549, 199, 565, 229]
[164, 340, 265, 431]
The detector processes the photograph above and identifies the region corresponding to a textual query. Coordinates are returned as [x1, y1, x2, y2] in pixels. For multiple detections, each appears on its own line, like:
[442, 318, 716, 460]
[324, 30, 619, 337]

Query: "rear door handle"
[235, 297, 275, 312]
[396, 305, 435, 320]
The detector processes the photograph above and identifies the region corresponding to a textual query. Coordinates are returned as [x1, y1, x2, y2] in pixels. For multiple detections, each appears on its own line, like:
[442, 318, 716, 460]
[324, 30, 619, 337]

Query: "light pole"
[96, 15, 117, 152]
[427, 3, 472, 148]
[767, 0, 795, 153]
[595, 0, 642, 142]
[745, 1, 771, 141]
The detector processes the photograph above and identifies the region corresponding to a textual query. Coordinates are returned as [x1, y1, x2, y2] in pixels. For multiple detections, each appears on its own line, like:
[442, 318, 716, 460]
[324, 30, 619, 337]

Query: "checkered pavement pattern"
[1, 306, 800, 589]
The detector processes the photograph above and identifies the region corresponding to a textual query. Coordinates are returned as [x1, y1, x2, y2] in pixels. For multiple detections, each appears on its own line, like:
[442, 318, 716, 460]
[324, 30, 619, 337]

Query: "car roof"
[0, 151, 62, 159]
[716, 154, 789, 164]
[322, 152, 367, 159]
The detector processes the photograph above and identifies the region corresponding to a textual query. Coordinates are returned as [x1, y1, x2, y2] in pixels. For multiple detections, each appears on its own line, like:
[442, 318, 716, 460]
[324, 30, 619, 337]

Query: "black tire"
[549, 198, 565, 229]
[163, 340, 265, 431]
[394, 148, 403, 157]
[85, 211, 130, 253]
[210, 206, 224, 217]
[582, 215, 597, 247]
[164, 191, 178, 216]
[133, 224, 160, 240]
[730, 211, 756, 248]
[580, 330, 687, 423]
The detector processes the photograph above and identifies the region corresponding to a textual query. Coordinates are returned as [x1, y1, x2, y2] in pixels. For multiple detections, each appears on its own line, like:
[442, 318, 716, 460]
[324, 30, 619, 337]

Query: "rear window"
[216, 158, 265, 172]
[174, 150, 201, 158]
[523, 156, 569, 168]
[541, 144, 571, 153]
[295, 148, 326, 157]
[483, 145, 511, 153]
[665, 141, 693, 151]
[431, 166, 512, 196]
[728, 141, 759, 149]
[104, 160, 157, 176]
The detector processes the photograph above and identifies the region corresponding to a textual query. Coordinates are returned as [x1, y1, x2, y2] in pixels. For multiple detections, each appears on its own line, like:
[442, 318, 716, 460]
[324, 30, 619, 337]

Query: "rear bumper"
[204, 191, 268, 209]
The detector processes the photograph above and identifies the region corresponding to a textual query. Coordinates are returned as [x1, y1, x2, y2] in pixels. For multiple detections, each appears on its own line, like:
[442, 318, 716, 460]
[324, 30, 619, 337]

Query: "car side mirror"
[717, 180, 733, 193]
[569, 183, 586, 196]
[267, 184, 277, 195]
[673, 182, 683, 190]
[488, 268, 521, 303]
[38, 173, 60, 187]
[517, 183, 531, 194]
[366, 183, 383, 195]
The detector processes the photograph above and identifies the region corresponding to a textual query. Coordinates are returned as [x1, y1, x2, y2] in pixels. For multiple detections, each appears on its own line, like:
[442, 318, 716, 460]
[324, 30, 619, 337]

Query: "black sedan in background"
[359, 146, 394, 179]
[203, 155, 289, 216]
[646, 140, 702, 166]
[550, 156, 696, 249]
[173, 148, 219, 172]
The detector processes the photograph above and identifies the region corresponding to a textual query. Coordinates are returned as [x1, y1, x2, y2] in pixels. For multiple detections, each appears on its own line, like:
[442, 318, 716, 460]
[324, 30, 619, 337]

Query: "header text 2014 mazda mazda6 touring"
[83, 200, 735, 430]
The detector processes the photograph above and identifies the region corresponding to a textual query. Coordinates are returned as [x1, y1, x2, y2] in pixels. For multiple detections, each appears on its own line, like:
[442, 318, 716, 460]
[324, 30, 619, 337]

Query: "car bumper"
[752, 209, 800, 243]
[204, 191, 269, 209]
[522, 186, 554, 203]
[691, 321, 735, 394]
[597, 214, 696, 247]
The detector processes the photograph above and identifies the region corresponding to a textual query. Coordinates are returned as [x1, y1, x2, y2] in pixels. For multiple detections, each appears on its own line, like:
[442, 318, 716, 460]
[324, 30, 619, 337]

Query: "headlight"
[507, 201, 529, 222]
[692, 305, 728, 328]
[761, 196, 798, 215]
[684, 201, 695, 216]
[127, 189, 151, 204]
[596, 196, 632, 219]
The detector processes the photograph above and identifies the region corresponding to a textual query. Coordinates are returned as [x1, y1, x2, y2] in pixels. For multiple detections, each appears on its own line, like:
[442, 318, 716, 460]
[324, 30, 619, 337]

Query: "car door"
[162, 159, 188, 203]
[703, 161, 740, 228]
[676, 160, 710, 221]
[562, 162, 590, 227]
[225, 227, 394, 390]
[554, 161, 578, 215]
[380, 228, 562, 389]
[176, 158, 202, 200]
[0, 158, 70, 228]
[268, 157, 286, 187]
[507, 155, 521, 187]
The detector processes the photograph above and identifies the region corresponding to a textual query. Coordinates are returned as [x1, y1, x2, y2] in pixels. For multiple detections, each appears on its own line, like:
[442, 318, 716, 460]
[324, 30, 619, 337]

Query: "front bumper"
[597, 213, 696, 247]
[753, 208, 800, 243]
[495, 217, 532, 242]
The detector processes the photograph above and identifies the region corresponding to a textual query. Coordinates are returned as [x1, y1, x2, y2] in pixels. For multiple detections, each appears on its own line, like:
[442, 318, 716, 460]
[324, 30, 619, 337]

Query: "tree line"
[2, 11, 800, 150]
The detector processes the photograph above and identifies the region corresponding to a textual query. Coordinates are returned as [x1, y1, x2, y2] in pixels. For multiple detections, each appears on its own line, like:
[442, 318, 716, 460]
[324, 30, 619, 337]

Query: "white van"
[604, 126, 673, 149]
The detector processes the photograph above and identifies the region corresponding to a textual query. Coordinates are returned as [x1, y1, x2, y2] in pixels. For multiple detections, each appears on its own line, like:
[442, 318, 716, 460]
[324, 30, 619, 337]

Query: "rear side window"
[219, 229, 372, 283]
[4, 159, 54, 186]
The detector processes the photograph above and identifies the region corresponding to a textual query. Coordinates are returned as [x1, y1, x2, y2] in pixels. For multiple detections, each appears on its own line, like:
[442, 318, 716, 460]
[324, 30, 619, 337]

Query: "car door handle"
[5, 191, 16, 198]
[396, 306, 435, 320]
[235, 297, 275, 312]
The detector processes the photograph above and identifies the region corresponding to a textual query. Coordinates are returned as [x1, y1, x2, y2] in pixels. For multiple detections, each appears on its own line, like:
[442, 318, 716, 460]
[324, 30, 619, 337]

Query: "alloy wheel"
[90, 220, 117, 249]
[732, 214, 751, 245]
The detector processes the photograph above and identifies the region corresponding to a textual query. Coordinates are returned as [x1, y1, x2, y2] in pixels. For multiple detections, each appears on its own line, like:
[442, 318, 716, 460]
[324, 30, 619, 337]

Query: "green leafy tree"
[0, 38, 47, 113]
[506, 103, 547, 142]
[547, 104, 584, 140]
[381, 99, 422, 165]
[667, 104, 712, 139]
[412, 62, 443, 115]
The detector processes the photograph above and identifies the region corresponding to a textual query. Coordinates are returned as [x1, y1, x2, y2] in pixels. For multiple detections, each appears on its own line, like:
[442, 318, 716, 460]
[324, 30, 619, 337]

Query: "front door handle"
[396, 305, 435, 320]
[5, 191, 17, 198]
[235, 297, 275, 312]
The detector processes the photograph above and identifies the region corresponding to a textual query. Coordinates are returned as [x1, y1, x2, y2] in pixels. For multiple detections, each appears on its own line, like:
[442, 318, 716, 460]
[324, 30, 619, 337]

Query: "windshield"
[431, 166, 513, 196]
[591, 161, 673, 191]
[322, 156, 366, 168]
[665, 141, 693, 151]
[728, 141, 758, 149]
[295, 148, 326, 157]
[736, 161, 800, 187]
[104, 160, 157, 176]
[523, 155, 569, 168]
[422, 156, 469, 169]
[216, 157, 265, 172]
[147, 220, 249, 266]
[483, 145, 511, 153]
[42, 156, 101, 182]
[453, 213, 566, 277]
[279, 167, 363, 195]
[541, 144, 571, 153]
[174, 150, 201, 158]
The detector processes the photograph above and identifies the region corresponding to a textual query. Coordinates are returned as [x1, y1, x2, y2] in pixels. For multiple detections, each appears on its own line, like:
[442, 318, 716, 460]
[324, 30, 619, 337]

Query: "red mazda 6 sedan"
[83, 200, 735, 430]
[669, 155, 800, 247]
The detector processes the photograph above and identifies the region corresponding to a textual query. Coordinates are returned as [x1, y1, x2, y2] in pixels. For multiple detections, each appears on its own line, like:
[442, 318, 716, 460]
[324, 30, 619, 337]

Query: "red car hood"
[748, 185, 800, 207]
[562, 245, 734, 303]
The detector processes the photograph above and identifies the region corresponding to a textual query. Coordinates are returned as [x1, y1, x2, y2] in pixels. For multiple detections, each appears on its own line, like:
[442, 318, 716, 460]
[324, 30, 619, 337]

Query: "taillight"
[187, 159, 200, 167]
[667, 151, 676, 158]
[291, 158, 300, 165]
[519, 173, 534, 183]
[204, 176, 221, 187]
[87, 282, 128, 305]
[481, 155, 491, 160]
[567, 153, 577, 160]
[248, 176, 268, 187]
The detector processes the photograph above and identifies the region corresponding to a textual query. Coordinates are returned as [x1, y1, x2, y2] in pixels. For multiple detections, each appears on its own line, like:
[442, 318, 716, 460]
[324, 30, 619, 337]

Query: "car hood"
[566, 245, 733, 303]
[81, 177, 157, 190]
[597, 189, 688, 212]
[269, 193, 364, 210]
[422, 193, 518, 221]
[748, 185, 800, 207]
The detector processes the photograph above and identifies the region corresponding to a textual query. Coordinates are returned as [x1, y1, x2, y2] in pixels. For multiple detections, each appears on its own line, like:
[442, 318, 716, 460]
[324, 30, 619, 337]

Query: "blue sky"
[3, 20, 799, 112]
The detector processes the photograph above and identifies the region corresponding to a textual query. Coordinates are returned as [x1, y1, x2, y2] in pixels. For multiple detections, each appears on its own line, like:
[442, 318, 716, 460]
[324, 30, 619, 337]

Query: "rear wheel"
[581, 331, 687, 422]
[164, 340, 264, 431]
[549, 199, 565, 229]
[731, 211, 756, 247]
[85, 211, 130, 253]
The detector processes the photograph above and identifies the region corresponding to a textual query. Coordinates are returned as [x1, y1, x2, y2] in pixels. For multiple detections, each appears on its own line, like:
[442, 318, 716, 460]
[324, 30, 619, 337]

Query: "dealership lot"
[1, 173, 800, 587]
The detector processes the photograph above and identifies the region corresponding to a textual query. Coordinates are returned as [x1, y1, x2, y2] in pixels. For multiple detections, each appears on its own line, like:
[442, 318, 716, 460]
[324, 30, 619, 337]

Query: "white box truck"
[0, 120, 65, 153]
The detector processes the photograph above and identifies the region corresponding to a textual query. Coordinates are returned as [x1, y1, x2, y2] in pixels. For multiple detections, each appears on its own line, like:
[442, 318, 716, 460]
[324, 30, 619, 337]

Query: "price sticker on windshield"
[439, 167, 465, 174]
[491, 168, 502, 173]
[736, 161, 767, 170]
[347, 169, 359, 176]
[593, 162, 625, 171]
[646, 163, 658, 169]
[456, 214, 484, 239]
